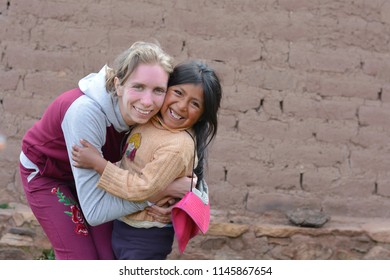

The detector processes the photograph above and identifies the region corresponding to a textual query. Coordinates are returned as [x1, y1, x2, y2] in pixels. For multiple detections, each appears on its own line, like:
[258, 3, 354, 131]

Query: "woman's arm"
[71, 139, 108, 175]
[62, 97, 148, 226]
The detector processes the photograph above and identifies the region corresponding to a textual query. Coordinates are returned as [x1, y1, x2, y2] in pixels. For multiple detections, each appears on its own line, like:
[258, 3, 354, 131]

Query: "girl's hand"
[147, 175, 197, 203]
[71, 139, 107, 174]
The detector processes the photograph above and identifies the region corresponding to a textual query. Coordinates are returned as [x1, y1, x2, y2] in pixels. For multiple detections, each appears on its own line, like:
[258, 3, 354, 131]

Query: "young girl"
[72, 60, 222, 259]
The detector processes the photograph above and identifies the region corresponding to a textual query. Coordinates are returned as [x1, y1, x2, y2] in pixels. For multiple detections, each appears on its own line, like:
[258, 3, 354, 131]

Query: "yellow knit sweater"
[97, 120, 197, 228]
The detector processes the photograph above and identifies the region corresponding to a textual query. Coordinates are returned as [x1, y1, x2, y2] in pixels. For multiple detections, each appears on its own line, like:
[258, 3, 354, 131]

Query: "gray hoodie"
[62, 66, 147, 226]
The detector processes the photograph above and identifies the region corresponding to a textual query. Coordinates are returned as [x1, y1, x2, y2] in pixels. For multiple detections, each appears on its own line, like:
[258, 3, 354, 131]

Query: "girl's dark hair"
[168, 60, 222, 184]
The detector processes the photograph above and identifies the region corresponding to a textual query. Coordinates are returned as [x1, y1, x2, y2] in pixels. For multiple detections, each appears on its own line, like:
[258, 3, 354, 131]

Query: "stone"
[207, 222, 249, 237]
[0, 233, 34, 247]
[286, 207, 330, 228]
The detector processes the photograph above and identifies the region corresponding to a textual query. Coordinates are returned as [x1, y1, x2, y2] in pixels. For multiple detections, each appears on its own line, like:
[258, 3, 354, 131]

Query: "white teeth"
[134, 107, 152, 115]
[170, 108, 183, 120]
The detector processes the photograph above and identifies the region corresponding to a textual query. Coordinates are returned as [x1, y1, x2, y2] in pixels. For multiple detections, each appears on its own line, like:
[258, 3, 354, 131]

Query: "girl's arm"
[71, 138, 193, 203]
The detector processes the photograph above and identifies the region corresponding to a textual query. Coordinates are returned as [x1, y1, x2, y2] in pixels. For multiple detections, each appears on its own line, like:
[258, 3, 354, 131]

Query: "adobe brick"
[209, 181, 247, 211]
[11, 0, 89, 20]
[5, 42, 84, 72]
[258, 168, 301, 191]
[272, 141, 348, 167]
[284, 118, 320, 141]
[0, 69, 20, 91]
[3, 95, 50, 119]
[24, 71, 77, 98]
[188, 37, 262, 65]
[239, 113, 289, 141]
[263, 40, 290, 68]
[329, 178, 376, 198]
[284, 93, 359, 121]
[30, 22, 108, 50]
[164, 8, 234, 39]
[222, 85, 264, 112]
[207, 61, 235, 87]
[277, 0, 319, 11]
[380, 1, 390, 24]
[109, 2, 163, 29]
[351, 126, 390, 148]
[0, 138, 21, 162]
[262, 69, 296, 91]
[204, 158, 226, 185]
[289, 44, 361, 73]
[301, 167, 341, 192]
[359, 103, 390, 130]
[246, 191, 321, 214]
[377, 176, 390, 197]
[381, 85, 390, 103]
[239, 65, 266, 88]
[217, 113, 237, 130]
[315, 120, 358, 144]
[350, 148, 390, 173]
[0, 112, 18, 137]
[226, 161, 268, 188]
[209, 134, 252, 163]
[322, 196, 387, 218]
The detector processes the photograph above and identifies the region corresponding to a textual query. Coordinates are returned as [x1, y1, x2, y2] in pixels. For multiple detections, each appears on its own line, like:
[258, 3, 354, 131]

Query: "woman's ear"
[114, 77, 122, 97]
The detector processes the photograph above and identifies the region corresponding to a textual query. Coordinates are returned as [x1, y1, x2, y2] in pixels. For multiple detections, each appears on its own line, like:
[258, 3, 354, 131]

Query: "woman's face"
[115, 64, 169, 126]
[160, 83, 204, 130]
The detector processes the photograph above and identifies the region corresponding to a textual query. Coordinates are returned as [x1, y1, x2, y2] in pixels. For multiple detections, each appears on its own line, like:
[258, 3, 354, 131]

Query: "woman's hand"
[71, 139, 107, 174]
[146, 198, 177, 224]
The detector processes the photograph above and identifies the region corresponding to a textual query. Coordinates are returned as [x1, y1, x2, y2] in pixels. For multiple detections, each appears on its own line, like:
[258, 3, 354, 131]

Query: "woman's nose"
[140, 91, 153, 107]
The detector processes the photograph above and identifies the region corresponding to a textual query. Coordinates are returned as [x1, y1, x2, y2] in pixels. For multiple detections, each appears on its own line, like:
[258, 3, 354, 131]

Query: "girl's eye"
[174, 90, 182, 96]
[192, 101, 201, 108]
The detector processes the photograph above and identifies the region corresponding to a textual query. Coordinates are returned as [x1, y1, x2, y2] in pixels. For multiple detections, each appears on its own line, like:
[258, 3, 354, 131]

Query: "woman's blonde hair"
[105, 41, 174, 95]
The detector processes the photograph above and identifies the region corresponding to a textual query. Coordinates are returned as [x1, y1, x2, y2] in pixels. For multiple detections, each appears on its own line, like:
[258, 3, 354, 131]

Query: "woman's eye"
[174, 90, 182, 95]
[133, 85, 143, 90]
[155, 88, 166, 95]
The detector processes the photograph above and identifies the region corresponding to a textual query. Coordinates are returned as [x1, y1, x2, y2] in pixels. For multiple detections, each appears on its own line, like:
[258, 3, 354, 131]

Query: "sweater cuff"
[98, 161, 122, 193]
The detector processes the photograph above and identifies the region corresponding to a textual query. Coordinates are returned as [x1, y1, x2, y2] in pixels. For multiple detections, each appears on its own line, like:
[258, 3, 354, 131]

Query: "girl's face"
[115, 64, 168, 126]
[160, 83, 204, 130]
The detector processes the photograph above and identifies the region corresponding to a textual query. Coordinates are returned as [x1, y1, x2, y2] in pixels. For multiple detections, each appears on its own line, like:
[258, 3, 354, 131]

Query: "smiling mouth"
[169, 108, 183, 120]
[134, 106, 152, 115]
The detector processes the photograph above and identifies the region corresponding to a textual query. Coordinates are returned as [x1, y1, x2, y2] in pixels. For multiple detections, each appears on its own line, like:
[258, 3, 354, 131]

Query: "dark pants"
[112, 219, 174, 260]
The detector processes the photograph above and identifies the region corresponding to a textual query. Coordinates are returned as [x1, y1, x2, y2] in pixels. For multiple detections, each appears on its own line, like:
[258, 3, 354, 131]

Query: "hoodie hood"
[78, 65, 129, 132]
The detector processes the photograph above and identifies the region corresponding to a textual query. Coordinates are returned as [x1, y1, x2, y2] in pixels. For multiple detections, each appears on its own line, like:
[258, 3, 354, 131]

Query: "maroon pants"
[20, 163, 115, 260]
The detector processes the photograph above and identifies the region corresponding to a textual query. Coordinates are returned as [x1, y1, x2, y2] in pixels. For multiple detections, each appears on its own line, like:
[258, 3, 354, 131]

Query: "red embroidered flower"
[75, 223, 88, 236]
[70, 205, 84, 224]
[52, 187, 89, 236]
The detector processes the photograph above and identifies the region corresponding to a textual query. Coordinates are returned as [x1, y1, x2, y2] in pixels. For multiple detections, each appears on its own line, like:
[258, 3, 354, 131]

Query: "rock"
[9, 227, 36, 237]
[0, 233, 33, 247]
[207, 222, 249, 237]
[286, 207, 330, 228]
[0, 248, 29, 260]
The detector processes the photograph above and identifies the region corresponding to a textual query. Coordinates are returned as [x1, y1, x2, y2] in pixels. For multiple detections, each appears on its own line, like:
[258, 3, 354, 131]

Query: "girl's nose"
[177, 100, 188, 112]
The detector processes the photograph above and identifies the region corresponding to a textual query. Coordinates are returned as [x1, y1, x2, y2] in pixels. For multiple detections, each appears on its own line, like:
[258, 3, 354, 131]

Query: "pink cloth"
[171, 191, 210, 253]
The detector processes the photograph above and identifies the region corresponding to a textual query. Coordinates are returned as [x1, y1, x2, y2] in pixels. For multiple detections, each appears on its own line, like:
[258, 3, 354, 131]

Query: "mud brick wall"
[1, 0, 390, 258]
